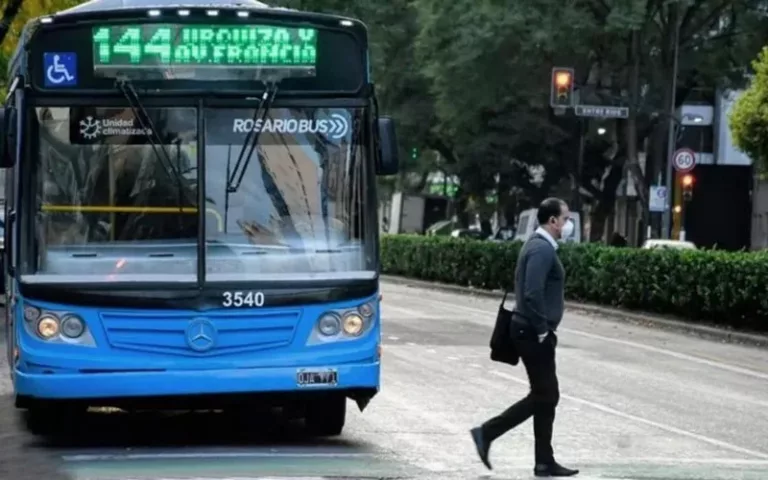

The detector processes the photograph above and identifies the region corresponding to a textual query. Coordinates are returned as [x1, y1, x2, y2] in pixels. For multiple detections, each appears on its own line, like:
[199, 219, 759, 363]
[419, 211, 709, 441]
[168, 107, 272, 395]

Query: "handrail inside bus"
[40, 204, 224, 231]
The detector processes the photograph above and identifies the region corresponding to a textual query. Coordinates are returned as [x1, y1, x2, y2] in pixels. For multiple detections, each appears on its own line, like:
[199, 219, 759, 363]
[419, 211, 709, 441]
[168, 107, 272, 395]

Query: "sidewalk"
[381, 275, 768, 348]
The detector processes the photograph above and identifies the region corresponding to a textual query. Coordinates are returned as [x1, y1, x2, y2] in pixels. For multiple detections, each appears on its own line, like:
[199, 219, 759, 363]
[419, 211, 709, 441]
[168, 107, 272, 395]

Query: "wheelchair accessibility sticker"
[44, 52, 77, 87]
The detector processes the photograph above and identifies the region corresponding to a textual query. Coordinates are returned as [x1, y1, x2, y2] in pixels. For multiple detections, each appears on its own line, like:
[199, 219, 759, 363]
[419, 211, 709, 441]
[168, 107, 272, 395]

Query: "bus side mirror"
[376, 116, 399, 176]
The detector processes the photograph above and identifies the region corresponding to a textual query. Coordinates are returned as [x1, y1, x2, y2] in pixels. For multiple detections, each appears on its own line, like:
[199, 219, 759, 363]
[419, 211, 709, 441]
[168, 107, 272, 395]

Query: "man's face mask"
[560, 219, 574, 239]
[549, 215, 573, 240]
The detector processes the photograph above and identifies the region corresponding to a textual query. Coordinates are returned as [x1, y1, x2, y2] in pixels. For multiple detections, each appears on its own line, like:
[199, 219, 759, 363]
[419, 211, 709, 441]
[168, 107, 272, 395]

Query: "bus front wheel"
[20, 405, 84, 435]
[21, 408, 60, 435]
[304, 395, 346, 436]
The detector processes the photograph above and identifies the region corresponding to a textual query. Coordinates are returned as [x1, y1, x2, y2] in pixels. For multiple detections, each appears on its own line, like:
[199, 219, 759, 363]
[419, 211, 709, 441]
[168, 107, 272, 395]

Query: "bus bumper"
[14, 361, 379, 402]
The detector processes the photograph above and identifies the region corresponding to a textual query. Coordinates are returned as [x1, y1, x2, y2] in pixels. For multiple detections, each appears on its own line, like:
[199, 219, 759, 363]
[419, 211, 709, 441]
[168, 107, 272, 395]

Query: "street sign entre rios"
[574, 105, 629, 119]
[672, 148, 696, 173]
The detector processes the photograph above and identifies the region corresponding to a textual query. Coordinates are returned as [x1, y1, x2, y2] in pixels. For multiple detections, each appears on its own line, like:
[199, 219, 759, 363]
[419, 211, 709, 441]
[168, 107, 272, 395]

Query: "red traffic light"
[555, 71, 572, 87]
[550, 67, 575, 108]
[682, 174, 694, 187]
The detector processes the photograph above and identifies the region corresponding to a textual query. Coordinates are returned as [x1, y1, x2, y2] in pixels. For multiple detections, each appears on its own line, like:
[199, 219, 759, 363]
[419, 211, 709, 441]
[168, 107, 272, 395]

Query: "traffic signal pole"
[680, 202, 687, 241]
[679, 173, 693, 241]
[574, 118, 585, 215]
[661, 2, 680, 239]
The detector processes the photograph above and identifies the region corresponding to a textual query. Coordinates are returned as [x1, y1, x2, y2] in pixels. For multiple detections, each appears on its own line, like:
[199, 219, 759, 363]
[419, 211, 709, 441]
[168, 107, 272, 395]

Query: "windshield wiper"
[114, 78, 196, 208]
[227, 82, 279, 193]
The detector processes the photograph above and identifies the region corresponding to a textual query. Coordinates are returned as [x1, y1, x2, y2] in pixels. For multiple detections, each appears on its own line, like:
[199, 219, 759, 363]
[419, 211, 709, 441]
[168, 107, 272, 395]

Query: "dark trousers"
[482, 328, 560, 464]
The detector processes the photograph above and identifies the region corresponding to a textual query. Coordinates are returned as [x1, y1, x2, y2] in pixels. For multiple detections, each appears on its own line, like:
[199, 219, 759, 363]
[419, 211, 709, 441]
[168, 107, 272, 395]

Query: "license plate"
[296, 368, 338, 387]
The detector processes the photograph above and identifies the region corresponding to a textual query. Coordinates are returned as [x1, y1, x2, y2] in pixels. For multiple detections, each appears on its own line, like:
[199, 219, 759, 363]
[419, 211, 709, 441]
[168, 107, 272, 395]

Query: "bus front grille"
[99, 310, 301, 356]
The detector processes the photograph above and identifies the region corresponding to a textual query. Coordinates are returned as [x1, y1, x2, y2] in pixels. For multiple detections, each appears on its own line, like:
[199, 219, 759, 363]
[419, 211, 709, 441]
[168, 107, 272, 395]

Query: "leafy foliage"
[729, 47, 768, 172]
[0, 0, 82, 95]
[6, 0, 761, 232]
[273, 0, 768, 235]
[381, 234, 768, 331]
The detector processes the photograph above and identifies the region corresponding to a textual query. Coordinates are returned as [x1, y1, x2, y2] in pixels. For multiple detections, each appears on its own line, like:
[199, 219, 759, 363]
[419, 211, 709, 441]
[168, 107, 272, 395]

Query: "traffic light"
[550, 67, 575, 108]
[681, 174, 694, 201]
[411, 147, 418, 160]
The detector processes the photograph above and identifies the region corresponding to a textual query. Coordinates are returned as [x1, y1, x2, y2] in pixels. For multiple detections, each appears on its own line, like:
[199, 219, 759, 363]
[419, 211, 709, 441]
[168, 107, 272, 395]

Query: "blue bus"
[0, 0, 399, 436]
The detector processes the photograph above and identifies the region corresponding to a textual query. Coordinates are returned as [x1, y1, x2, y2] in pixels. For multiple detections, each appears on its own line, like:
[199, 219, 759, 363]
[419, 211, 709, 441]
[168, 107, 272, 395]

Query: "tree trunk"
[454, 186, 470, 228]
[626, 28, 649, 235]
[589, 156, 626, 242]
[0, 0, 23, 45]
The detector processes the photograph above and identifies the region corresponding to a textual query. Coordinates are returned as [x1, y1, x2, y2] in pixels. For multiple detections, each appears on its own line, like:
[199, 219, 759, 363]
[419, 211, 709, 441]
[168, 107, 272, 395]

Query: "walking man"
[470, 197, 579, 477]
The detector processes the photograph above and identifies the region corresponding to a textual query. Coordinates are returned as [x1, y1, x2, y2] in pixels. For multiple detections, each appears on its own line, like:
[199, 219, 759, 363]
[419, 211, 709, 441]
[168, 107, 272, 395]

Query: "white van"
[513, 208, 582, 244]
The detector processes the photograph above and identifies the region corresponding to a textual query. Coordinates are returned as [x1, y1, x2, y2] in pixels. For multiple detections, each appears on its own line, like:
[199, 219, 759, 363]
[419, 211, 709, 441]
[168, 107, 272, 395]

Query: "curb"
[381, 275, 768, 349]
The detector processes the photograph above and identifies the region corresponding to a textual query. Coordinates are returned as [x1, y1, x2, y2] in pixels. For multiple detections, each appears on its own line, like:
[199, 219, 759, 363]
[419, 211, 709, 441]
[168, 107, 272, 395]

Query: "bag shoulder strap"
[499, 289, 510, 306]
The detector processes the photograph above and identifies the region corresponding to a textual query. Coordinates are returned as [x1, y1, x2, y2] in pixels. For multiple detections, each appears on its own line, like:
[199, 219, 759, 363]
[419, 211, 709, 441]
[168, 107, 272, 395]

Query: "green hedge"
[380, 235, 768, 333]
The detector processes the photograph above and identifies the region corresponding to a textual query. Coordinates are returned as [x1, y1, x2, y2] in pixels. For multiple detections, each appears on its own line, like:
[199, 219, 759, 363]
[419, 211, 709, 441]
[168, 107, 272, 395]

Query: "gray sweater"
[512, 233, 565, 335]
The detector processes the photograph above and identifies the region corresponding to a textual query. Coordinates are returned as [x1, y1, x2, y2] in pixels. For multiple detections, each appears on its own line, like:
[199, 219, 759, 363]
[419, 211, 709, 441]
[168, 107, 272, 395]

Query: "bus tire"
[20, 408, 58, 435]
[21, 405, 84, 435]
[305, 395, 345, 436]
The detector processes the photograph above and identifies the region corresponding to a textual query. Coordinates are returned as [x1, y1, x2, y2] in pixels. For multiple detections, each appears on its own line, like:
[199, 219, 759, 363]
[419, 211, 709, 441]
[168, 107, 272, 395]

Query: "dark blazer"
[512, 232, 566, 335]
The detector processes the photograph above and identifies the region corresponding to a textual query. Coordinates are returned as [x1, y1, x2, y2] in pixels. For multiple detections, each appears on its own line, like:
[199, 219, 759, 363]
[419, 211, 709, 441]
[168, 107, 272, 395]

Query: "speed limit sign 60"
[672, 148, 696, 173]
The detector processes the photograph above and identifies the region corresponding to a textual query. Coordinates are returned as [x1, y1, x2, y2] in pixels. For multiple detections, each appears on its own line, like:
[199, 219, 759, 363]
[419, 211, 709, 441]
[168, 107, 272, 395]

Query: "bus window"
[28, 106, 198, 281]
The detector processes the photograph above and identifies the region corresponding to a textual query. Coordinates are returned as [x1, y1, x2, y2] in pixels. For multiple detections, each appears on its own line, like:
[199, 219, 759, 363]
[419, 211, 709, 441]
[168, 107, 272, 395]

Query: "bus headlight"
[37, 316, 60, 339]
[342, 313, 364, 336]
[61, 315, 85, 339]
[358, 301, 375, 318]
[318, 313, 341, 336]
[23, 306, 41, 322]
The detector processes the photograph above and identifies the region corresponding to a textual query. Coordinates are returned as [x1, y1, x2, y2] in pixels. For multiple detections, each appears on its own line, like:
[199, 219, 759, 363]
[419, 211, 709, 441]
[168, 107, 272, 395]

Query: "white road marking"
[122, 478, 331, 480]
[62, 452, 373, 462]
[489, 368, 768, 460]
[410, 293, 768, 381]
[598, 458, 768, 465]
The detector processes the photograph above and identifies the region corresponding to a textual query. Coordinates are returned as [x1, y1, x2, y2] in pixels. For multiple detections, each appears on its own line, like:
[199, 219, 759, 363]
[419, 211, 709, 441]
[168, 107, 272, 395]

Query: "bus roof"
[57, 0, 272, 16]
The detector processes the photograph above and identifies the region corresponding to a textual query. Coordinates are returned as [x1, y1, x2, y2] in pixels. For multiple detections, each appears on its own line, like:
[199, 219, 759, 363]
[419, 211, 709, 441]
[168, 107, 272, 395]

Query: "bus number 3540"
[222, 291, 266, 308]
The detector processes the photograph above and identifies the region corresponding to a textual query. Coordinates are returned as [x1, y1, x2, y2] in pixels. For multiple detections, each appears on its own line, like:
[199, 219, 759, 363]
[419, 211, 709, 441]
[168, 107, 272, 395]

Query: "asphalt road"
[2, 280, 768, 480]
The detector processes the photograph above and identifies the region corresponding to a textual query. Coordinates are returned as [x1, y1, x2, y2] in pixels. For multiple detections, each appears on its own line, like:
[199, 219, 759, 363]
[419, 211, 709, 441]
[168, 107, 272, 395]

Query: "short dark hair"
[536, 197, 566, 225]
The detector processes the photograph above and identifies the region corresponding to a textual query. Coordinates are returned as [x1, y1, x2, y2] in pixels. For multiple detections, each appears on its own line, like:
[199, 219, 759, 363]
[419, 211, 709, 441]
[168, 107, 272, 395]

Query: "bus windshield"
[22, 106, 375, 284]
[203, 107, 375, 282]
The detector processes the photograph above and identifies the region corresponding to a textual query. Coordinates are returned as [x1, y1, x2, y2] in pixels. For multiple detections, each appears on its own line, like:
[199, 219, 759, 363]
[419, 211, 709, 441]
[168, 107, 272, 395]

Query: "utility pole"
[661, 2, 680, 239]
[627, 28, 643, 245]
[573, 118, 585, 215]
[680, 173, 694, 240]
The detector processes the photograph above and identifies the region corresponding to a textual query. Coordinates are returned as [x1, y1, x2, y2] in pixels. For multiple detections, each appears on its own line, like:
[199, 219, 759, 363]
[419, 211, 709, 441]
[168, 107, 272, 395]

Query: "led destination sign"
[91, 24, 318, 70]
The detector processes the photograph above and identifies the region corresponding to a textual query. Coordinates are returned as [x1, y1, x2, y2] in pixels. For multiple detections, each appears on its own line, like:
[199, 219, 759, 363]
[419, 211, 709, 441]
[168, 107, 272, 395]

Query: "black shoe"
[534, 461, 579, 477]
[469, 426, 492, 470]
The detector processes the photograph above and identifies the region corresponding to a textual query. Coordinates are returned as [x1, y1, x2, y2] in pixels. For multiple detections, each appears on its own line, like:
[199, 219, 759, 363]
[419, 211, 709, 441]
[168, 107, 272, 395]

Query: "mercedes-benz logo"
[185, 318, 218, 352]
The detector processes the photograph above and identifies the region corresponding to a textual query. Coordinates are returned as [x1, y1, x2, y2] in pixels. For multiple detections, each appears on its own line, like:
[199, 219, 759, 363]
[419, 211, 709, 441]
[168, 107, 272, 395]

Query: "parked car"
[641, 239, 696, 250]
[449, 228, 486, 240]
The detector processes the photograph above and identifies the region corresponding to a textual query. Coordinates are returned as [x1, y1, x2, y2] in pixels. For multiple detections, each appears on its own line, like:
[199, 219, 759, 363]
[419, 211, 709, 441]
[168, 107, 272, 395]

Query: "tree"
[729, 47, 768, 172]
[273, 0, 440, 195]
[578, 0, 768, 238]
[412, 0, 590, 223]
[0, 0, 23, 47]
[0, 0, 82, 95]
[489, 0, 768, 239]
[268, 0, 768, 236]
